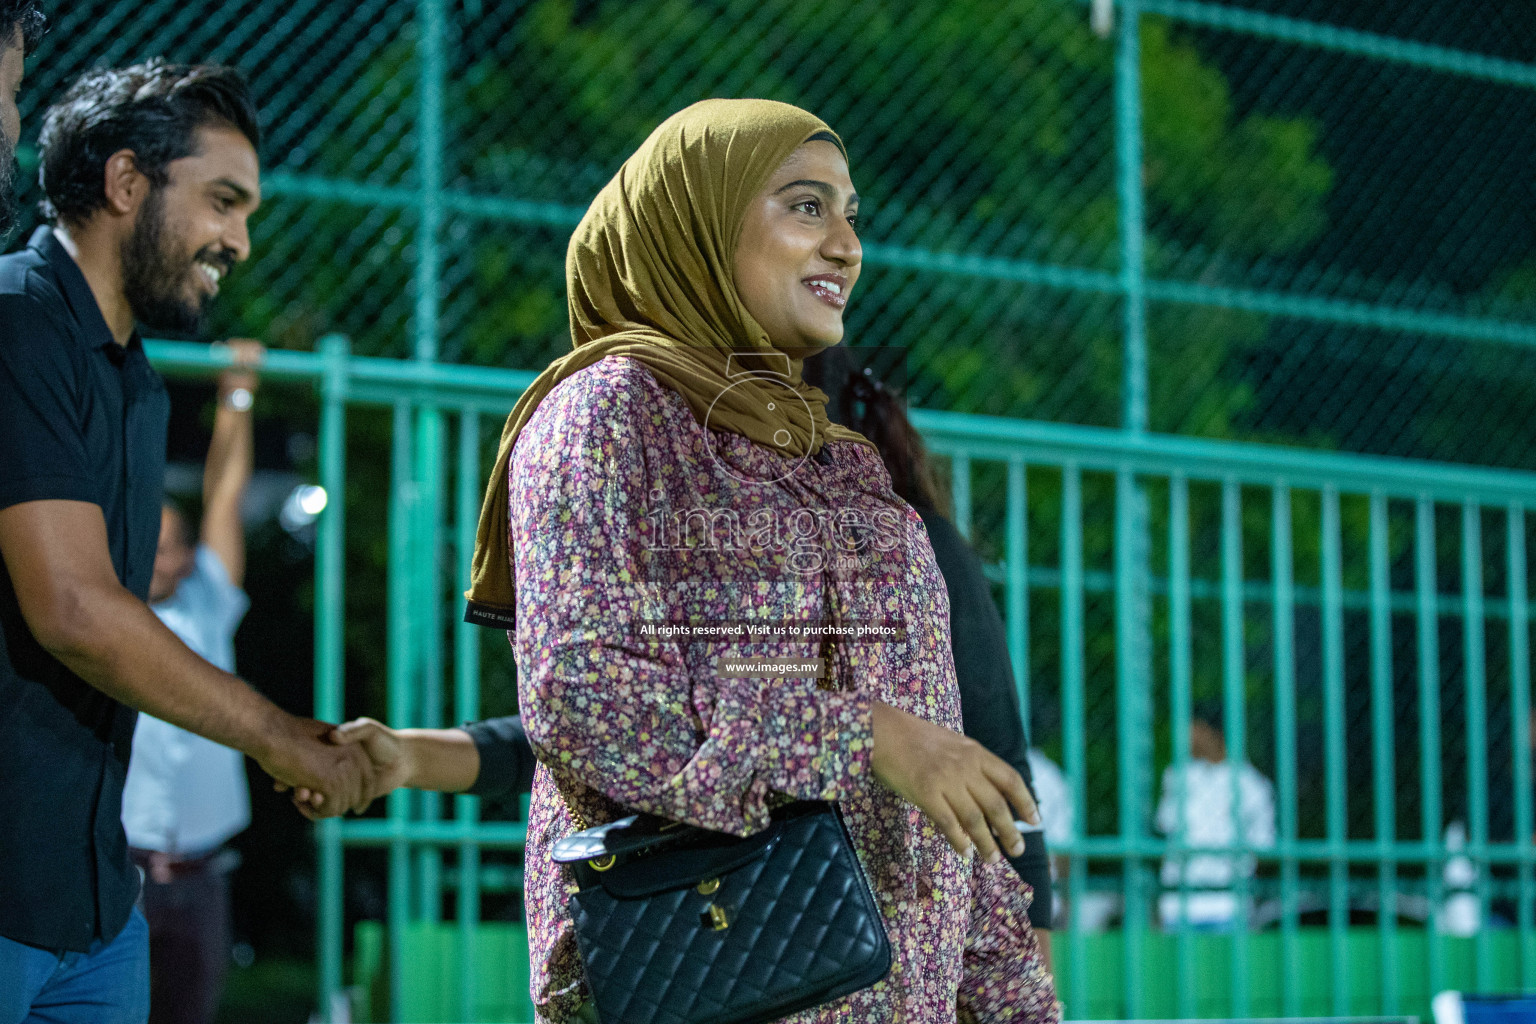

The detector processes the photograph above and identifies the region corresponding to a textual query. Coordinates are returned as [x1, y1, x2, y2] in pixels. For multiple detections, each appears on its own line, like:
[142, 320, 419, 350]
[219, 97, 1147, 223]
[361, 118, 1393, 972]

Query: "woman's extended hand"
[280, 717, 415, 816]
[870, 701, 1040, 863]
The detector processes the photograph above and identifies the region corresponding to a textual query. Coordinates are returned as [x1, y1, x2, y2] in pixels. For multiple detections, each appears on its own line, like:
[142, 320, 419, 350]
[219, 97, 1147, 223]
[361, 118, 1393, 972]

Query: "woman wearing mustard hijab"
[329, 99, 1060, 1023]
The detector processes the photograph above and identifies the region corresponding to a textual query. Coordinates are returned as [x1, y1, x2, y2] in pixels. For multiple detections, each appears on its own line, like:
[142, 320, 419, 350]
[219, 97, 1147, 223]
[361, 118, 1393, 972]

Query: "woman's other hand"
[870, 701, 1040, 863]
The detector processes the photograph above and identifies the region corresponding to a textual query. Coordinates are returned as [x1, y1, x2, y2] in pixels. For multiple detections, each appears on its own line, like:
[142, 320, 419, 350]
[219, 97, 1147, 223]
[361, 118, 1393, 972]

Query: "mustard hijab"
[464, 98, 876, 626]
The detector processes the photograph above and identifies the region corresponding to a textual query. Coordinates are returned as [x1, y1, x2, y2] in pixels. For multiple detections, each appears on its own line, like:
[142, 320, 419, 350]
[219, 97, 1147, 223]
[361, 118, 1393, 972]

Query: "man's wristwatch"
[222, 386, 254, 412]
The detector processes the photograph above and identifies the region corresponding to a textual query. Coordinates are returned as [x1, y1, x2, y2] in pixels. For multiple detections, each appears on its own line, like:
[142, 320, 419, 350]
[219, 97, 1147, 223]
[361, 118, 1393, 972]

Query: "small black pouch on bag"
[551, 800, 892, 1024]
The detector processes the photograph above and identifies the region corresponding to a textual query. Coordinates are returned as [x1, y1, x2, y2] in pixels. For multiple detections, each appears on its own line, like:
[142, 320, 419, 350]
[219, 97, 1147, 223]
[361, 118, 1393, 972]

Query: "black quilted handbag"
[550, 799, 892, 1024]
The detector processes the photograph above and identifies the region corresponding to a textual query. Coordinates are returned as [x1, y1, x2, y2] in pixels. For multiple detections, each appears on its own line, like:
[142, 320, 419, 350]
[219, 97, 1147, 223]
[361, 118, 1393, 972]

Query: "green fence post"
[412, 0, 450, 936]
[1169, 474, 1195, 1018]
[1061, 465, 1088, 1017]
[315, 334, 350, 1021]
[1221, 478, 1250, 1018]
[414, 405, 446, 924]
[1114, 10, 1155, 1010]
[1272, 483, 1300, 1016]
[1115, 0, 1147, 435]
[1462, 501, 1491, 988]
[1416, 496, 1446, 998]
[455, 410, 483, 1022]
[1006, 459, 1030, 739]
[1510, 505, 1534, 989]
[1321, 486, 1349, 1015]
[1115, 468, 1151, 1018]
[1369, 492, 1399, 1015]
[387, 399, 417, 1021]
[414, 0, 445, 365]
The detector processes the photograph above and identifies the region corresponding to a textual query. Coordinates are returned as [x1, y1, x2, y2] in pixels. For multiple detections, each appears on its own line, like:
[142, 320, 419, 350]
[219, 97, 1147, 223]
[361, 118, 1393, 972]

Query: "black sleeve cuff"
[1005, 830, 1054, 929]
[462, 715, 537, 800]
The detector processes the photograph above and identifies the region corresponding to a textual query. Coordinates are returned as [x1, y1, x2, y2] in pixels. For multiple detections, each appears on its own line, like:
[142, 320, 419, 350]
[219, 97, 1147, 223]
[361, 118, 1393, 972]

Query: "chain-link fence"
[17, 0, 1534, 455]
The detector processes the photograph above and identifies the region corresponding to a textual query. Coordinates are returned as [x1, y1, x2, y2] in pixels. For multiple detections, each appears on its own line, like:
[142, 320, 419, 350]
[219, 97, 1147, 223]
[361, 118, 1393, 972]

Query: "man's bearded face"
[0, 128, 21, 244]
[120, 183, 236, 337]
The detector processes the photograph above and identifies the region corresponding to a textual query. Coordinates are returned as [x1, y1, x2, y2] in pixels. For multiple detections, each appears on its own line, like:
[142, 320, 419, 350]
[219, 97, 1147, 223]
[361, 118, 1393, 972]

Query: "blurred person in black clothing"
[804, 347, 1058, 966]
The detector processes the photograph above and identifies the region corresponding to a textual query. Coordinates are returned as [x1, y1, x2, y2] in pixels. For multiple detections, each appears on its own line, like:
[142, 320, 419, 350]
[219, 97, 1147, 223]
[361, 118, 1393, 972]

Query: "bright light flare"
[280, 484, 329, 533]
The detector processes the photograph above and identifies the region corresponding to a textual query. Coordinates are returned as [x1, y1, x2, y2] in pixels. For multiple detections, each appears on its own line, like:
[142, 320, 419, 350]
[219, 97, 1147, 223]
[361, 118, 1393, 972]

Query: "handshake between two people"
[269, 716, 480, 819]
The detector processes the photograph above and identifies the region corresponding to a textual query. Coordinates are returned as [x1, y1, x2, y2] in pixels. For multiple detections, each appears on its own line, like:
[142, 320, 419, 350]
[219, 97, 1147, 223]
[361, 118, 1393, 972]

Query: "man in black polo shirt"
[0, 0, 41, 245]
[0, 61, 373, 1023]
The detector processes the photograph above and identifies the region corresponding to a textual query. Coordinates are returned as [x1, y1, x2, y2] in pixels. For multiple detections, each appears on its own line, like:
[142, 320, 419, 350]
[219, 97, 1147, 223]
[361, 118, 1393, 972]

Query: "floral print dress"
[510, 355, 1059, 1023]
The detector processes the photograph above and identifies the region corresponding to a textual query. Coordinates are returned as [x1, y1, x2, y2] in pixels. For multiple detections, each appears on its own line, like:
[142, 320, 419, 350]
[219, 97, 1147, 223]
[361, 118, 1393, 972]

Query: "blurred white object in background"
[1440, 820, 1480, 937]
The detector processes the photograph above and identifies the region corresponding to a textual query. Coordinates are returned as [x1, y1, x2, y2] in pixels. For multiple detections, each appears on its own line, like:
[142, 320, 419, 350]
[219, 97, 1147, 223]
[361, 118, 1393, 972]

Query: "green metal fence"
[21, 0, 1527, 1018]
[151, 338, 1536, 1021]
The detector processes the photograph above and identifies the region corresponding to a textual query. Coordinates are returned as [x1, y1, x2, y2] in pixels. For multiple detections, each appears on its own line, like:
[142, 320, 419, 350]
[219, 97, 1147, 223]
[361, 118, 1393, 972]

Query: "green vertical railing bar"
[1461, 502, 1492, 988]
[1321, 486, 1349, 1016]
[1220, 478, 1249, 1017]
[1061, 465, 1088, 1016]
[1415, 496, 1446, 997]
[1114, 10, 1153, 1007]
[1116, 0, 1148, 435]
[315, 335, 349, 1020]
[409, 0, 449, 954]
[415, 407, 446, 924]
[1368, 492, 1399, 1015]
[951, 453, 973, 542]
[1006, 459, 1029, 736]
[455, 411, 484, 1022]
[414, 0, 445, 365]
[1272, 483, 1300, 1016]
[1114, 469, 1147, 1018]
[1168, 474, 1195, 1019]
[1511, 505, 1535, 988]
[386, 400, 416, 1021]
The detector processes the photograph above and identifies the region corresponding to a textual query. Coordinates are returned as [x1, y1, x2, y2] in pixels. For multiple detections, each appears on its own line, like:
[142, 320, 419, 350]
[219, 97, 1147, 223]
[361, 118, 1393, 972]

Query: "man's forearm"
[43, 578, 287, 760]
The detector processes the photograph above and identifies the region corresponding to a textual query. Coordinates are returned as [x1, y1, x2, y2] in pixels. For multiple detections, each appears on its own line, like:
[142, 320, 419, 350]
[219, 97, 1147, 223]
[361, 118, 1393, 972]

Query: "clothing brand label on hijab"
[464, 98, 875, 626]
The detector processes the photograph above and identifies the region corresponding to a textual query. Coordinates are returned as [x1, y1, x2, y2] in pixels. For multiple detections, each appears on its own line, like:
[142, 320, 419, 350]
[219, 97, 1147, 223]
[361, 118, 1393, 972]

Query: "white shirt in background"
[122, 545, 252, 856]
[1025, 748, 1074, 867]
[1155, 757, 1276, 928]
[1023, 749, 1075, 929]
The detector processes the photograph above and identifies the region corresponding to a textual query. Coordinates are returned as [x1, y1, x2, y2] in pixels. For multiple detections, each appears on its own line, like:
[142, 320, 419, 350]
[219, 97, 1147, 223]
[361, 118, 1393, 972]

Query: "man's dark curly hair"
[0, 0, 46, 56]
[37, 59, 259, 225]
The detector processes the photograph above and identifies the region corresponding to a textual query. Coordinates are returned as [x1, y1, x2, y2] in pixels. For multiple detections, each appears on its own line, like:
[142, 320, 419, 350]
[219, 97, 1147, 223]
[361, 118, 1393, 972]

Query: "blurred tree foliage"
[440, 0, 1333, 438]
[214, 0, 1333, 430]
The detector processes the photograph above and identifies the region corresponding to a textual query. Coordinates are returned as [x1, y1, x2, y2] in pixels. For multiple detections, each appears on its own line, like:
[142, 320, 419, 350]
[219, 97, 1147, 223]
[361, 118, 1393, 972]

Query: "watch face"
[227, 387, 254, 411]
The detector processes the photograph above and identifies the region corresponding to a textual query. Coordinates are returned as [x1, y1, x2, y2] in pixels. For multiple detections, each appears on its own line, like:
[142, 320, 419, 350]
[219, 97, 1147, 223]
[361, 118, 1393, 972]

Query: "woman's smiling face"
[733, 139, 861, 355]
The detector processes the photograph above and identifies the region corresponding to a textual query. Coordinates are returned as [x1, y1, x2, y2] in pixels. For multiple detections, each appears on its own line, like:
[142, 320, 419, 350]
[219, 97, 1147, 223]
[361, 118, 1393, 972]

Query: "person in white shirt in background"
[123, 340, 262, 1024]
[1025, 747, 1074, 928]
[1155, 702, 1277, 932]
